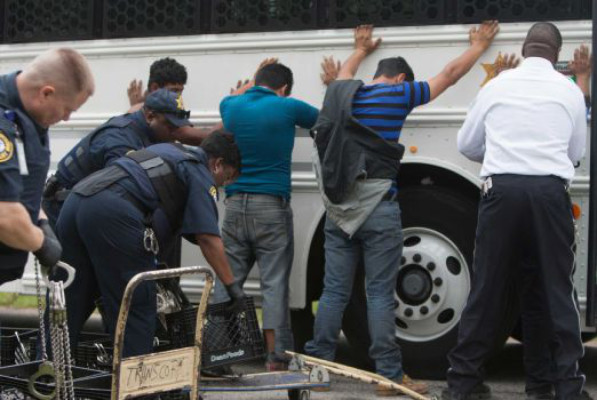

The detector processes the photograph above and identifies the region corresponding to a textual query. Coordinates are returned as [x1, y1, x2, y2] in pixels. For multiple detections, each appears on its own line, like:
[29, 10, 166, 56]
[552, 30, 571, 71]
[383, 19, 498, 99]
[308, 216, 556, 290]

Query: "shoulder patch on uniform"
[0, 131, 14, 163]
[209, 186, 218, 202]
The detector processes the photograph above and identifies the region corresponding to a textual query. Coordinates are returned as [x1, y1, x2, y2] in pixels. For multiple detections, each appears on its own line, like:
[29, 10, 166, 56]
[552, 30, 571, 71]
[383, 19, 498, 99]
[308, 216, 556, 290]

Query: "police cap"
[145, 88, 192, 128]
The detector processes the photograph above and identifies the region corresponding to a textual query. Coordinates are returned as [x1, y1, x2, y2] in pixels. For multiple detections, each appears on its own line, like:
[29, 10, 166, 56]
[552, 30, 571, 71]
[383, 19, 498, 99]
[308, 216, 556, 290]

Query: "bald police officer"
[0, 48, 94, 286]
[42, 88, 191, 230]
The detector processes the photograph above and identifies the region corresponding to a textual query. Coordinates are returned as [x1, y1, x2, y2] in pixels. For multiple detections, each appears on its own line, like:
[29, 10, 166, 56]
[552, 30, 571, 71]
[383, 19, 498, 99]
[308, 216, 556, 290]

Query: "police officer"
[0, 48, 94, 285]
[443, 22, 589, 400]
[42, 88, 191, 229]
[56, 132, 245, 357]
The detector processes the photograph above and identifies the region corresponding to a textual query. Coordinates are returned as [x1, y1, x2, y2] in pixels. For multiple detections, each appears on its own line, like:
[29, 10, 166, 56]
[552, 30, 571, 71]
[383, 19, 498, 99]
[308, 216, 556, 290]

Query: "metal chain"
[50, 319, 64, 400]
[59, 281, 75, 400]
[49, 281, 75, 400]
[33, 258, 48, 361]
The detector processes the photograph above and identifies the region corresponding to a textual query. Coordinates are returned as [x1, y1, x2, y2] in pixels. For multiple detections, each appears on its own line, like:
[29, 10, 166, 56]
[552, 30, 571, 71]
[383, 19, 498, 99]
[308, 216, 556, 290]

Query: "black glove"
[33, 219, 62, 273]
[224, 281, 247, 314]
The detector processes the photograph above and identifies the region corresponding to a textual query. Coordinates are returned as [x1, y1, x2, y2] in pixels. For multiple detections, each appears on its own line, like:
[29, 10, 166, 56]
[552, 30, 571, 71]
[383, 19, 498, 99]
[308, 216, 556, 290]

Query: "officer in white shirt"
[442, 22, 590, 400]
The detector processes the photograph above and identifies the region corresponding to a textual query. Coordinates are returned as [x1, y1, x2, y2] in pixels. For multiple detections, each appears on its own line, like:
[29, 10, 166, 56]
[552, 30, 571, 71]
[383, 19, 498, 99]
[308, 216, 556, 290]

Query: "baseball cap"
[144, 88, 192, 128]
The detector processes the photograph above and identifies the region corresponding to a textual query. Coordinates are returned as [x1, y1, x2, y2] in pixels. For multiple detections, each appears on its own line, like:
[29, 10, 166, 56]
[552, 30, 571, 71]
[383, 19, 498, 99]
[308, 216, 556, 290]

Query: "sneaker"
[441, 383, 492, 400]
[375, 374, 429, 396]
[265, 352, 290, 372]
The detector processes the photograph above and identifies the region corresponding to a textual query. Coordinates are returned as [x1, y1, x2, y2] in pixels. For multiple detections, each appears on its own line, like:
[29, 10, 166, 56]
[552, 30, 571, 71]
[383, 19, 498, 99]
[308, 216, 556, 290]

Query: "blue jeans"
[305, 200, 403, 380]
[213, 193, 294, 353]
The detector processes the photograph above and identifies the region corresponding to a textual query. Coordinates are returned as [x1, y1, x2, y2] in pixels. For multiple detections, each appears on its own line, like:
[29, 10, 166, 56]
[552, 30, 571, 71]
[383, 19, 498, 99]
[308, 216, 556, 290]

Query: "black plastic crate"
[74, 336, 113, 371]
[103, 0, 201, 39]
[456, 0, 583, 23]
[211, 0, 318, 33]
[166, 297, 265, 368]
[0, 329, 38, 366]
[72, 332, 171, 371]
[0, 360, 104, 398]
[4, 0, 94, 43]
[330, 0, 445, 28]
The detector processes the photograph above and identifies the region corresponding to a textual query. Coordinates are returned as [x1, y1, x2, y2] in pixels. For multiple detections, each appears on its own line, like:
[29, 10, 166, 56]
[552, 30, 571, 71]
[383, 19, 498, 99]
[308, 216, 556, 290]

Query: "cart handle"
[111, 265, 214, 400]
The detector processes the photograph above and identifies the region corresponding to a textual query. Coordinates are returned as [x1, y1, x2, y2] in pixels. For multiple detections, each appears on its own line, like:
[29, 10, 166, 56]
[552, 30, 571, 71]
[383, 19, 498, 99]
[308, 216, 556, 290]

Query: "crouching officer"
[42, 88, 192, 229]
[0, 48, 94, 285]
[55, 131, 244, 357]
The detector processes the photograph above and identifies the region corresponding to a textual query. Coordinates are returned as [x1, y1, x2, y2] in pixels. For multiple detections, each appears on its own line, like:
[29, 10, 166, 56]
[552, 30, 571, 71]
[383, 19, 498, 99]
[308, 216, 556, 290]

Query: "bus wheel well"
[398, 163, 480, 203]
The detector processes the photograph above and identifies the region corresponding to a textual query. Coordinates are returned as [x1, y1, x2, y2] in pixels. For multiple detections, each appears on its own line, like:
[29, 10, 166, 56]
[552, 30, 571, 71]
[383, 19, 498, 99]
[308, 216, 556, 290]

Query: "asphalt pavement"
[201, 340, 597, 400]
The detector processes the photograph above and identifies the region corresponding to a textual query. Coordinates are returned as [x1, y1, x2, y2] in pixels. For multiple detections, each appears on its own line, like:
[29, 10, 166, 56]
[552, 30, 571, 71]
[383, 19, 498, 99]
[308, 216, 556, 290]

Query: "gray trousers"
[213, 193, 294, 353]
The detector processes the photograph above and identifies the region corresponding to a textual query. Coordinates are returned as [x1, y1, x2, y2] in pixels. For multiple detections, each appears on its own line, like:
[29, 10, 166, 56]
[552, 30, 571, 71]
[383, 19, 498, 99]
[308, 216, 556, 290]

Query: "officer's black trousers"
[56, 189, 157, 358]
[446, 174, 585, 400]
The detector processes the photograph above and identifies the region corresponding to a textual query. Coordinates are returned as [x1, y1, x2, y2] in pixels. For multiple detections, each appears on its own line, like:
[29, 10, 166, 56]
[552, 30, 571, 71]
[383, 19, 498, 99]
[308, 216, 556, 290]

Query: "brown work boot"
[375, 374, 429, 397]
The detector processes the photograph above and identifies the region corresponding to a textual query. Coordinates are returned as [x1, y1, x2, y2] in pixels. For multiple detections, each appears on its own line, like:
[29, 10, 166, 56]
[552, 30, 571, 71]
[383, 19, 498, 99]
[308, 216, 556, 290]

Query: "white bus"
[0, 0, 593, 378]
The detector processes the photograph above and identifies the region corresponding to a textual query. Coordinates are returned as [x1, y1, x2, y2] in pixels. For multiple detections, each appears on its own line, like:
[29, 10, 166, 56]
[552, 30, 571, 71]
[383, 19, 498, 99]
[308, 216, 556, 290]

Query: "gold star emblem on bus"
[480, 53, 505, 87]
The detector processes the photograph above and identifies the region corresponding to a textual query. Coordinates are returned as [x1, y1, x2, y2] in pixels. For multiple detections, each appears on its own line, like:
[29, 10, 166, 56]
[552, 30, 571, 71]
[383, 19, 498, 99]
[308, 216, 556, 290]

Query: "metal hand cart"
[72, 265, 331, 400]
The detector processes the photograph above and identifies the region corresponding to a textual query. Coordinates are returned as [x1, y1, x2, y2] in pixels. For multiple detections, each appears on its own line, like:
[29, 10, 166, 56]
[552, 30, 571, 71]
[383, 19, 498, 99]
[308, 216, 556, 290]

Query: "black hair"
[254, 63, 294, 96]
[148, 57, 188, 89]
[201, 130, 242, 173]
[373, 57, 415, 81]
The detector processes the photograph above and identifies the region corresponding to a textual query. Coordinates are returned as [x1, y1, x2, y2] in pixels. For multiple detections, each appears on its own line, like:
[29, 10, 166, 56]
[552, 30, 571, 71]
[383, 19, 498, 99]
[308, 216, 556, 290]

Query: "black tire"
[342, 186, 480, 379]
[288, 389, 310, 400]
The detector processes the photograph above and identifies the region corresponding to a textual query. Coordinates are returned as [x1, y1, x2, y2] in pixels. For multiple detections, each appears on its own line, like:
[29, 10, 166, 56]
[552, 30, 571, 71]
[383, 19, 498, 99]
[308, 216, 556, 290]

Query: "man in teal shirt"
[215, 63, 318, 370]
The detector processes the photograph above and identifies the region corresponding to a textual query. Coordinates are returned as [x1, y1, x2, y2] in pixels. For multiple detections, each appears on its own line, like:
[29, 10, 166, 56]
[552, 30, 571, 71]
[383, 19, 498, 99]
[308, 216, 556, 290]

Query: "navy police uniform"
[42, 88, 191, 229]
[56, 142, 220, 357]
[0, 72, 51, 284]
[42, 110, 156, 229]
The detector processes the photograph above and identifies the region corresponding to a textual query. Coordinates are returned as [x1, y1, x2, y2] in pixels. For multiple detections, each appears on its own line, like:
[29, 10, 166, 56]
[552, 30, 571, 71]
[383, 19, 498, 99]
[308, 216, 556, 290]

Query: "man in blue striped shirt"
[306, 23, 498, 396]
[352, 59, 429, 142]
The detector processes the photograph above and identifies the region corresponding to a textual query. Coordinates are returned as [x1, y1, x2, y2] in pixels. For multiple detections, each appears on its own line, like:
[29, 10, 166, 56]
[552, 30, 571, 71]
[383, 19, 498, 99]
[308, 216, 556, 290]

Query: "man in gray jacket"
[306, 22, 498, 396]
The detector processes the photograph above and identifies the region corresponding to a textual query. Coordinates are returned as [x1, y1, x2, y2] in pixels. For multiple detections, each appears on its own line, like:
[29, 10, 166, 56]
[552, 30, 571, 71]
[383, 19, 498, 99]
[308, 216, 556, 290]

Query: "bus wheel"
[343, 185, 481, 379]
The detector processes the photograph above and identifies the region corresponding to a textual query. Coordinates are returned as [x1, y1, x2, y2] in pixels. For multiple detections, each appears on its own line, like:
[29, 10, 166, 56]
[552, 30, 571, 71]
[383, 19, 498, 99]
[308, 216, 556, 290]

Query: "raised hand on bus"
[127, 79, 145, 106]
[320, 56, 341, 86]
[428, 20, 499, 101]
[338, 25, 382, 80]
[354, 24, 382, 55]
[254, 57, 279, 80]
[568, 44, 591, 103]
[496, 52, 521, 74]
[230, 79, 252, 96]
[469, 20, 499, 51]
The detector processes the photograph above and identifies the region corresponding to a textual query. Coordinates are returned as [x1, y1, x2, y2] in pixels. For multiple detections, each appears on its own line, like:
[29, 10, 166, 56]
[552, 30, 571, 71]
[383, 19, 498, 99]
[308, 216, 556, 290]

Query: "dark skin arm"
[195, 233, 235, 285]
[172, 123, 224, 146]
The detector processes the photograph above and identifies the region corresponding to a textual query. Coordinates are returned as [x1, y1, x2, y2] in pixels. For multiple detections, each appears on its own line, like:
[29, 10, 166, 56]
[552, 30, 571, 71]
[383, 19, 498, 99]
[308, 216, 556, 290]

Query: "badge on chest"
[0, 131, 14, 163]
